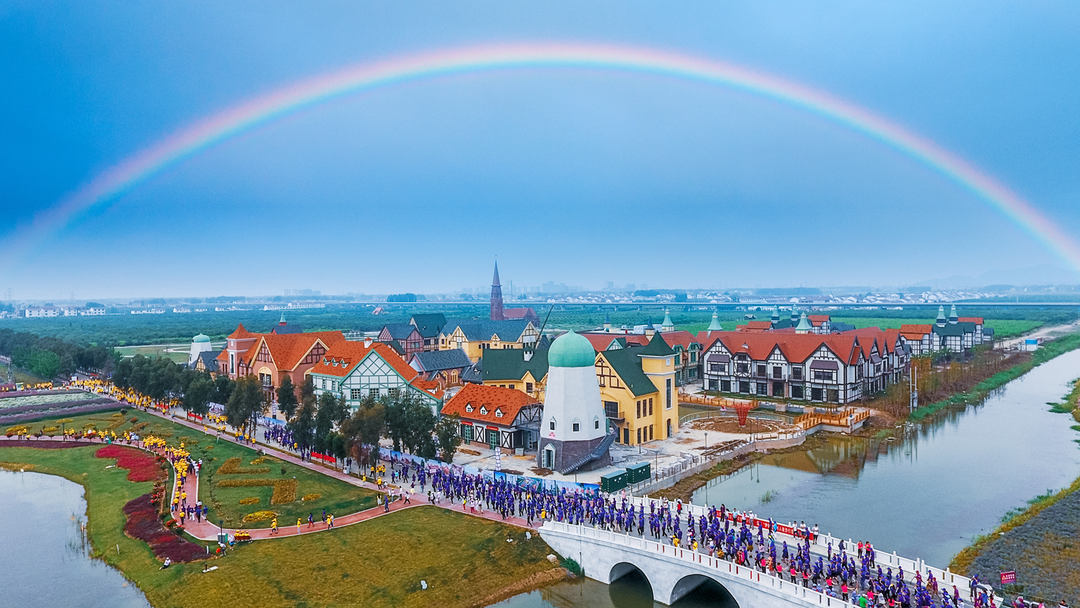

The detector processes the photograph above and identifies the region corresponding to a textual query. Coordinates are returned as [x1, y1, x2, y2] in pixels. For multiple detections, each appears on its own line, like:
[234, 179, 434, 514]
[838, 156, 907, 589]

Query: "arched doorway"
[608, 562, 653, 606]
[669, 573, 740, 606]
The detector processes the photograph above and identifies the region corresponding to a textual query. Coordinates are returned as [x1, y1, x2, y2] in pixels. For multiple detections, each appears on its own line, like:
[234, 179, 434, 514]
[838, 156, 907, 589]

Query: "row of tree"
[0, 327, 118, 380]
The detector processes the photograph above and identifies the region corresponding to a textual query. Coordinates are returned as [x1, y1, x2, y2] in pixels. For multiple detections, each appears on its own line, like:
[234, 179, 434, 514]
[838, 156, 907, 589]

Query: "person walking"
[270, 517, 278, 535]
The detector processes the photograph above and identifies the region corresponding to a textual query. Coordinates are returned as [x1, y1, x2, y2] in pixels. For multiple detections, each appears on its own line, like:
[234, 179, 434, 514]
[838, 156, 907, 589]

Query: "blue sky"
[2, 1, 1079, 299]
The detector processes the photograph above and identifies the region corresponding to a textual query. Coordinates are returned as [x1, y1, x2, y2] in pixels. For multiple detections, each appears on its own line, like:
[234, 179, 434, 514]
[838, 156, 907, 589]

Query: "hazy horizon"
[4, 1, 1080, 299]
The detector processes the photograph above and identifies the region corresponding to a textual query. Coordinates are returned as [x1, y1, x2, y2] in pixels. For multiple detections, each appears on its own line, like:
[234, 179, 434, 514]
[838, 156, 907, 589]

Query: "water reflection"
[493, 572, 739, 608]
[0, 471, 151, 608]
[691, 349, 1080, 566]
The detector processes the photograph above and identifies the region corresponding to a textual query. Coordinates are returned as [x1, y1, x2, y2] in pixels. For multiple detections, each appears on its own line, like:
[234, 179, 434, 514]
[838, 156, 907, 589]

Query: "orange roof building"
[700, 329, 909, 405]
[305, 339, 442, 414]
[441, 383, 543, 452]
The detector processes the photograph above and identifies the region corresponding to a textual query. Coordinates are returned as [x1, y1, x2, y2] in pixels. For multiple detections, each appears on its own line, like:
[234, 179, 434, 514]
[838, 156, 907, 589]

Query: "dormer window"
[495, 409, 503, 418]
[465, 404, 473, 413]
[480, 406, 488, 415]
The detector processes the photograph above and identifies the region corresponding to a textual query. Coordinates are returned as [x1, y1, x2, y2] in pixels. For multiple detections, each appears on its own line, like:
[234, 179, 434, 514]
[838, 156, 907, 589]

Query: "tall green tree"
[225, 375, 265, 437]
[213, 374, 234, 405]
[313, 391, 347, 454]
[435, 413, 463, 463]
[276, 375, 299, 419]
[182, 373, 215, 416]
[386, 392, 437, 457]
[341, 394, 386, 467]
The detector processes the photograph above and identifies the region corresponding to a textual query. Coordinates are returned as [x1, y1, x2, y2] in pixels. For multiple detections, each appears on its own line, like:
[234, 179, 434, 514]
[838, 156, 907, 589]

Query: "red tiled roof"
[659, 330, 701, 350]
[580, 334, 620, 351]
[227, 323, 256, 339]
[502, 308, 536, 319]
[737, 321, 773, 332]
[708, 331, 861, 365]
[808, 315, 830, 326]
[311, 342, 419, 381]
[959, 317, 984, 324]
[240, 331, 347, 372]
[899, 324, 933, 335]
[441, 384, 538, 425]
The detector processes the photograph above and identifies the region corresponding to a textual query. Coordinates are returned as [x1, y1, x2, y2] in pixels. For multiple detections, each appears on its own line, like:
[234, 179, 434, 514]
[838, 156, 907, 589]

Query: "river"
[0, 470, 152, 608]
[496, 349, 1080, 607]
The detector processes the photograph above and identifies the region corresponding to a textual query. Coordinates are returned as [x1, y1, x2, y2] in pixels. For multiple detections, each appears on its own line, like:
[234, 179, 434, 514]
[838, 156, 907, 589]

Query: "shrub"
[242, 510, 277, 523]
[239, 497, 260, 505]
[216, 457, 270, 475]
[122, 494, 206, 563]
[301, 493, 321, 501]
[95, 445, 166, 482]
[216, 478, 299, 504]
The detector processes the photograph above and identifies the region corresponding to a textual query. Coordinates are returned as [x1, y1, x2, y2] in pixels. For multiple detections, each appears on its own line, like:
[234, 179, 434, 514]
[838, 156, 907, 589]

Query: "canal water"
[689, 348, 1080, 567]
[495, 349, 1080, 607]
[0, 470, 152, 608]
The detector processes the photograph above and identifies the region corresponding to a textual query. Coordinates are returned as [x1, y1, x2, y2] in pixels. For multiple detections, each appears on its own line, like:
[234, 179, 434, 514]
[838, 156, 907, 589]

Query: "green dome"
[548, 331, 596, 368]
[193, 334, 210, 343]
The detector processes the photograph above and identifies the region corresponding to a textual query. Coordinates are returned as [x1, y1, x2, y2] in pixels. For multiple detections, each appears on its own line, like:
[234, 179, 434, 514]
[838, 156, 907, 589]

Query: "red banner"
[311, 452, 336, 464]
[1000, 571, 1016, 585]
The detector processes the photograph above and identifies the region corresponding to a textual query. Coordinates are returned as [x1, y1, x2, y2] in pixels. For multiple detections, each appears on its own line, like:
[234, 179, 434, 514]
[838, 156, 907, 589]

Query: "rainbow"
[6, 42, 1080, 270]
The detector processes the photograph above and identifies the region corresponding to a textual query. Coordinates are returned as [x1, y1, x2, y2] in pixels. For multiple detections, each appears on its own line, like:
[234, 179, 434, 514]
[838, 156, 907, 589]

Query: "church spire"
[489, 258, 504, 321]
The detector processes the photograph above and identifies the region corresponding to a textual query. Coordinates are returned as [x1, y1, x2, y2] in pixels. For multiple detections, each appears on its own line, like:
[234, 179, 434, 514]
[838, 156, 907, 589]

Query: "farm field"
[831, 317, 1042, 338]
[115, 343, 221, 363]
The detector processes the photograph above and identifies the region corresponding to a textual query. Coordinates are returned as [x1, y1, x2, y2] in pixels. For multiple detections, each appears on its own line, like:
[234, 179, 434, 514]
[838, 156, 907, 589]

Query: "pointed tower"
[490, 259, 504, 321]
[935, 305, 947, 328]
[644, 318, 656, 339]
[771, 306, 780, 324]
[790, 306, 799, 323]
[795, 312, 813, 334]
[706, 310, 723, 334]
[661, 308, 675, 333]
[279, 312, 287, 326]
[948, 304, 959, 325]
[603, 312, 612, 332]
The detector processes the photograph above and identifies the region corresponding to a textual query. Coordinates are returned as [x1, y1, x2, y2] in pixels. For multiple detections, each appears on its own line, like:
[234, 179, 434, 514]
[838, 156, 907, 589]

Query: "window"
[526, 382, 533, 393]
[773, 366, 782, 379]
[675, 355, 681, 366]
[461, 424, 473, 443]
[623, 428, 630, 444]
[827, 389, 839, 403]
[549, 420, 556, 430]
[480, 406, 488, 415]
[791, 385, 804, 399]
[811, 387, 824, 401]
[813, 370, 835, 381]
[736, 362, 749, 374]
[350, 388, 362, 400]
[666, 379, 672, 409]
[594, 419, 600, 430]
[709, 379, 718, 391]
[690, 352, 697, 363]
[792, 367, 803, 380]
[388, 387, 400, 398]
[604, 401, 619, 418]
[756, 364, 766, 377]
[509, 384, 515, 390]
[709, 363, 721, 372]
[739, 380, 750, 393]
[649, 398, 653, 415]
[756, 382, 767, 395]
[773, 381, 784, 397]
[495, 409, 503, 418]
[721, 380, 731, 392]
[649, 425, 654, 440]
[259, 373, 272, 387]
[572, 422, 580, 432]
[637, 428, 642, 443]
[636, 401, 641, 419]
[466, 404, 474, 413]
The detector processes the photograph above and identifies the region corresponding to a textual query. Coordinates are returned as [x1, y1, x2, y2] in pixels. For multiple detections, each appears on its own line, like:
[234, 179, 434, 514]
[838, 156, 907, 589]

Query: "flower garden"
[0, 390, 122, 426]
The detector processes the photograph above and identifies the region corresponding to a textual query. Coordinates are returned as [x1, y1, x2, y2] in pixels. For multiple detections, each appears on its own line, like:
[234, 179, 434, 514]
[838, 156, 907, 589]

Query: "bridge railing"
[545, 521, 859, 608]
[610, 496, 989, 602]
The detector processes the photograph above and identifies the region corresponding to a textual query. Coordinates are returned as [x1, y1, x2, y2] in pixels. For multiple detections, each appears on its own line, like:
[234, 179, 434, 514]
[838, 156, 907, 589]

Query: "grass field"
[8, 411, 379, 528]
[0, 445, 556, 608]
[114, 343, 223, 364]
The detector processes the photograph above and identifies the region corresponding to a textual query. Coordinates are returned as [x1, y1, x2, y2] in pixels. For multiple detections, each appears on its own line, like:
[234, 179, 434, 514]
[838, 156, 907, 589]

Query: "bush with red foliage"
[122, 494, 206, 563]
[95, 445, 165, 482]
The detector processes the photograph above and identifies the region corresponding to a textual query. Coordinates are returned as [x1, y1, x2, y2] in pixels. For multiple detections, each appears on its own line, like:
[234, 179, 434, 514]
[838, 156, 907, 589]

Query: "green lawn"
[9, 411, 379, 528]
[0, 445, 557, 608]
[115, 343, 211, 364]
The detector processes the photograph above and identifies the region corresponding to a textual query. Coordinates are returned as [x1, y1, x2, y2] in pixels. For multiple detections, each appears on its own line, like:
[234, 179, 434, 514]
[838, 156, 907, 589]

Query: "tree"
[225, 376, 265, 438]
[183, 373, 215, 416]
[313, 391, 347, 454]
[435, 413, 462, 463]
[341, 394, 386, 467]
[385, 392, 437, 457]
[277, 375, 299, 420]
[213, 375, 234, 406]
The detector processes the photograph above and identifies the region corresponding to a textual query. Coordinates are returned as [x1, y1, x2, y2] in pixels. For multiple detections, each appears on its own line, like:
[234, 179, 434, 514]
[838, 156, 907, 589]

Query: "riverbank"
[908, 333, 1080, 424]
[0, 444, 562, 608]
[947, 377, 1080, 604]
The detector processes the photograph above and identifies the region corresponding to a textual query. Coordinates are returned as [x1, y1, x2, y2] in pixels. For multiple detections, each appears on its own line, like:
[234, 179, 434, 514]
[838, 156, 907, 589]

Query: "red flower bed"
[95, 445, 165, 482]
[122, 494, 206, 563]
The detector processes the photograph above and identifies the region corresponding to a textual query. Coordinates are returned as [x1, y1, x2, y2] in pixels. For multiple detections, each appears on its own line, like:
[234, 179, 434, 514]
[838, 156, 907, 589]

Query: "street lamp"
[704, 432, 708, 449]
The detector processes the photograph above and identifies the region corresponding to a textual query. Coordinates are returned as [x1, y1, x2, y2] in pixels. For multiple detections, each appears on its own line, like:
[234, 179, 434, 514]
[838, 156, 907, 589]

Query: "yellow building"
[595, 332, 678, 446]
[480, 348, 548, 401]
[438, 319, 540, 362]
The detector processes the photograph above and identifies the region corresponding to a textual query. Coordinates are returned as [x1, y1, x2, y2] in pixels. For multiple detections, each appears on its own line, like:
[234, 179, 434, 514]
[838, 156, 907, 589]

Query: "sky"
[2, 1, 1079, 300]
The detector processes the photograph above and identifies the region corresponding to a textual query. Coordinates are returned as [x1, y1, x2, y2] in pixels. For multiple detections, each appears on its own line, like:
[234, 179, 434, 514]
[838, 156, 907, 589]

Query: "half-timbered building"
[442, 383, 542, 453]
[408, 348, 473, 391]
[306, 340, 442, 414]
[437, 319, 540, 362]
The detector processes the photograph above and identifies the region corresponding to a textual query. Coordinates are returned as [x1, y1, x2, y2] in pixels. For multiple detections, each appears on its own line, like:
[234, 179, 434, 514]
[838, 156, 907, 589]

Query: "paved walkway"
[0, 412, 541, 543]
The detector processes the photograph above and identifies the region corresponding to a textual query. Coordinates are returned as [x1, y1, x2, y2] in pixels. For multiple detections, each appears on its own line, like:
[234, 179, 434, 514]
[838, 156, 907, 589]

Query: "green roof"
[602, 348, 658, 397]
[706, 312, 723, 332]
[795, 312, 813, 332]
[193, 334, 210, 343]
[481, 349, 549, 382]
[639, 332, 675, 356]
[548, 331, 596, 368]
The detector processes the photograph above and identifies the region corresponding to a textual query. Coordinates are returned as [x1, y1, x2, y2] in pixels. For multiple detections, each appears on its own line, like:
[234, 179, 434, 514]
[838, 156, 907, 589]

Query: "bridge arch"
[669, 573, 740, 606]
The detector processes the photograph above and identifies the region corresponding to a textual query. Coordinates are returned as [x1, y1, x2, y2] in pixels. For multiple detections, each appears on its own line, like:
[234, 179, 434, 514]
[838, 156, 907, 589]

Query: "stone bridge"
[540, 519, 981, 607]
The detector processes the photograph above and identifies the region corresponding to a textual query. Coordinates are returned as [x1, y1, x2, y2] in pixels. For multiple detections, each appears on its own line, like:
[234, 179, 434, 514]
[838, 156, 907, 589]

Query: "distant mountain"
[913, 264, 1080, 290]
